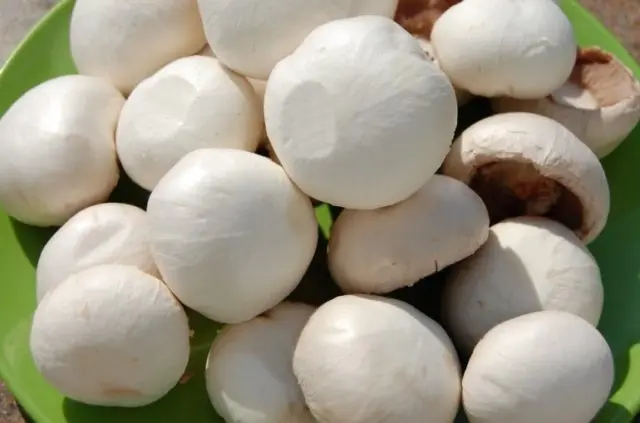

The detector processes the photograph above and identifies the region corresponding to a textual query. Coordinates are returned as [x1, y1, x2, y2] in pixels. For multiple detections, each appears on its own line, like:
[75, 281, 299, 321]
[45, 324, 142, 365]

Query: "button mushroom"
[443, 216, 603, 354]
[205, 302, 316, 423]
[430, 0, 577, 99]
[116, 56, 263, 191]
[197, 0, 399, 80]
[70, 0, 206, 94]
[328, 174, 489, 295]
[0, 75, 123, 227]
[30, 264, 191, 407]
[493, 46, 640, 158]
[293, 295, 461, 423]
[35, 203, 158, 303]
[441, 112, 610, 244]
[265, 15, 457, 209]
[462, 310, 614, 423]
[147, 148, 318, 324]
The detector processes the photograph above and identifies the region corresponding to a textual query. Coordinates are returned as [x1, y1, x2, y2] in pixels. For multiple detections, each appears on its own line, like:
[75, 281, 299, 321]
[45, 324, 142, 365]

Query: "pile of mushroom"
[0, 0, 636, 421]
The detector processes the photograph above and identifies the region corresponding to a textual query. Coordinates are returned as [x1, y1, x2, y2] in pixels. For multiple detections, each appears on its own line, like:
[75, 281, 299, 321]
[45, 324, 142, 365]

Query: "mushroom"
[443, 216, 604, 354]
[293, 295, 461, 423]
[0, 75, 123, 227]
[205, 302, 316, 423]
[35, 203, 158, 303]
[328, 174, 489, 294]
[462, 310, 614, 423]
[492, 46, 640, 158]
[70, 0, 206, 94]
[265, 15, 457, 210]
[441, 112, 610, 244]
[147, 148, 318, 324]
[116, 56, 263, 191]
[30, 264, 191, 407]
[430, 0, 577, 99]
[197, 0, 399, 80]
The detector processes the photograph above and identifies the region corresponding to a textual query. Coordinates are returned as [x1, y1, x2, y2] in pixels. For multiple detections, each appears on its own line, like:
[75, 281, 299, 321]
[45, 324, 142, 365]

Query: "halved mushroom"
[443, 216, 604, 355]
[328, 174, 489, 294]
[492, 46, 640, 158]
[430, 0, 577, 99]
[441, 112, 610, 244]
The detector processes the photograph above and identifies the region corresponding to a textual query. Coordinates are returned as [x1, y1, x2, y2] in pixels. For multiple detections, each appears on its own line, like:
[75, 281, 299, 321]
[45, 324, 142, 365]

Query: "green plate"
[0, 1, 639, 422]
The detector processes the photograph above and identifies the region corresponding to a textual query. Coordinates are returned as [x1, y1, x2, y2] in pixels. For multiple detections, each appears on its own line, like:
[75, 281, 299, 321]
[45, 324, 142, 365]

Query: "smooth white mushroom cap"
[147, 149, 318, 324]
[493, 47, 640, 158]
[206, 302, 316, 423]
[35, 203, 158, 303]
[197, 0, 399, 80]
[293, 295, 461, 423]
[328, 174, 489, 294]
[444, 216, 603, 354]
[70, 0, 206, 94]
[30, 264, 191, 407]
[0, 75, 123, 227]
[116, 56, 263, 191]
[265, 16, 457, 209]
[462, 310, 614, 423]
[431, 0, 577, 99]
[441, 112, 610, 244]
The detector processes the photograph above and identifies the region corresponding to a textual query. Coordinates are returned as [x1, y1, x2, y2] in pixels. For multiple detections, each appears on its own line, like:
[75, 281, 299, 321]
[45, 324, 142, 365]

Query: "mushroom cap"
[116, 56, 263, 191]
[328, 174, 489, 294]
[30, 264, 191, 407]
[206, 302, 316, 423]
[444, 216, 603, 354]
[35, 203, 158, 303]
[431, 0, 576, 99]
[492, 47, 640, 158]
[293, 295, 461, 423]
[147, 148, 318, 324]
[70, 0, 205, 94]
[441, 112, 610, 244]
[462, 310, 614, 423]
[265, 15, 457, 210]
[0, 75, 123, 227]
[197, 0, 399, 80]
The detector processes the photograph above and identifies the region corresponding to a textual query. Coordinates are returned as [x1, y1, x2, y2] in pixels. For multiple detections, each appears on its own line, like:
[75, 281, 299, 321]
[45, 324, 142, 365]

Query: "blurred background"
[0, 0, 639, 422]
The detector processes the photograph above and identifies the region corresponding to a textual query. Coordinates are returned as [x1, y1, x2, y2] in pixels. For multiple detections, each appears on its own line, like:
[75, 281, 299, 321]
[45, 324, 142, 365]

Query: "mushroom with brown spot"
[441, 112, 610, 244]
[492, 46, 640, 158]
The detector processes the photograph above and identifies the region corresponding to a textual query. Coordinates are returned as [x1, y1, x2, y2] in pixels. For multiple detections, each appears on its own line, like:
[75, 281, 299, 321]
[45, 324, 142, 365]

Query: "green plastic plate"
[0, 1, 639, 422]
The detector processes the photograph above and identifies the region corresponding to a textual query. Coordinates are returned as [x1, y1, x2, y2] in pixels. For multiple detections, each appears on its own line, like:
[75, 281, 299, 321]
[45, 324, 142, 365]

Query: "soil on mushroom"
[469, 161, 583, 231]
[394, 0, 461, 39]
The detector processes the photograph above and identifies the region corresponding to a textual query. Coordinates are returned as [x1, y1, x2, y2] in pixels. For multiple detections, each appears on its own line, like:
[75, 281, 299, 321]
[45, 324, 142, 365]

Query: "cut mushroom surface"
[328, 174, 489, 295]
[431, 0, 577, 99]
[493, 46, 640, 158]
[441, 112, 610, 244]
[444, 216, 604, 354]
[394, 0, 461, 41]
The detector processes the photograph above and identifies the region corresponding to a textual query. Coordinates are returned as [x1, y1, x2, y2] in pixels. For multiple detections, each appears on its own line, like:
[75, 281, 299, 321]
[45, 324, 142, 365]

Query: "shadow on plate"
[10, 218, 56, 267]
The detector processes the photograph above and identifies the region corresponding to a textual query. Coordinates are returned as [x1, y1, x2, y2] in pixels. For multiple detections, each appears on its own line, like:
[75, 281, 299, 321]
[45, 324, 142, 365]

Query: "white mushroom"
[293, 295, 461, 423]
[430, 0, 577, 99]
[0, 75, 123, 227]
[206, 302, 316, 423]
[70, 0, 206, 94]
[444, 216, 604, 354]
[147, 149, 318, 324]
[197, 0, 399, 80]
[462, 310, 614, 423]
[265, 16, 457, 210]
[441, 112, 610, 244]
[328, 174, 489, 294]
[35, 203, 158, 303]
[493, 47, 640, 158]
[116, 56, 263, 191]
[30, 264, 191, 407]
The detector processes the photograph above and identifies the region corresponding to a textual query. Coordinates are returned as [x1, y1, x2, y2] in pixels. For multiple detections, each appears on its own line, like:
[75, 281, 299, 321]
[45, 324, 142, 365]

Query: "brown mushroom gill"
[394, 0, 461, 39]
[554, 47, 639, 108]
[469, 161, 583, 231]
